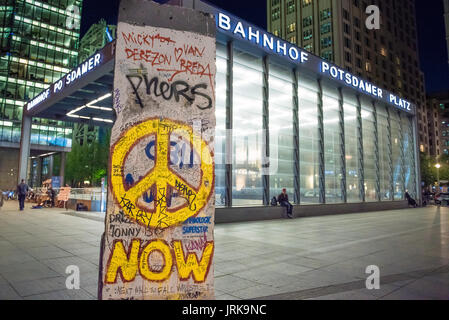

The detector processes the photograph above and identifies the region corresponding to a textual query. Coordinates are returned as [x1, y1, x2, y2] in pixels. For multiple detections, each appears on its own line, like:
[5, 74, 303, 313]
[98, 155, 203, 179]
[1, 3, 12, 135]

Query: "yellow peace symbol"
[110, 118, 214, 229]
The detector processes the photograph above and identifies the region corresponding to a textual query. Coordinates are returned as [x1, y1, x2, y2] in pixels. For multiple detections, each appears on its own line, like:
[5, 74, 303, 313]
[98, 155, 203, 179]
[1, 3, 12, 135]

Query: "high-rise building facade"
[78, 18, 116, 63]
[428, 92, 449, 157]
[267, 0, 428, 153]
[0, 0, 83, 189]
[75, 18, 116, 148]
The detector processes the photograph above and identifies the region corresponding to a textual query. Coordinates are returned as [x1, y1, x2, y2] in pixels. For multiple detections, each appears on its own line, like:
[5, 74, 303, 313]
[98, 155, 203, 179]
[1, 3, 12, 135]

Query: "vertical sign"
[99, 0, 216, 300]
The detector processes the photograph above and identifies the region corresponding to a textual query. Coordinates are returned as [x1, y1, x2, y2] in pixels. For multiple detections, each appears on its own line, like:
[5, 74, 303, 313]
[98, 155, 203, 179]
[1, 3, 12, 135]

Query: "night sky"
[80, 0, 449, 94]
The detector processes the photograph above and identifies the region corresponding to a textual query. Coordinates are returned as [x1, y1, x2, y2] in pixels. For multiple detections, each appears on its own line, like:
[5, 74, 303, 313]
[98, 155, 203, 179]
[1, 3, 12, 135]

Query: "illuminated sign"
[58, 53, 102, 91]
[321, 62, 383, 99]
[27, 88, 50, 110]
[216, 11, 414, 114]
[217, 13, 309, 64]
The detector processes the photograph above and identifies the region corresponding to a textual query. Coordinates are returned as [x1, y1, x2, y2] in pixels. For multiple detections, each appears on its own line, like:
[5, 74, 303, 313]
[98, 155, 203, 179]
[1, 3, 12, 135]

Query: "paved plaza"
[0, 201, 448, 300]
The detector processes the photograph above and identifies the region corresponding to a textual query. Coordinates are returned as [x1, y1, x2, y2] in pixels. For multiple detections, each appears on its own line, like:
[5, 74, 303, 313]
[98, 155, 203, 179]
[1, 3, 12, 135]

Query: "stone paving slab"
[0, 201, 449, 300]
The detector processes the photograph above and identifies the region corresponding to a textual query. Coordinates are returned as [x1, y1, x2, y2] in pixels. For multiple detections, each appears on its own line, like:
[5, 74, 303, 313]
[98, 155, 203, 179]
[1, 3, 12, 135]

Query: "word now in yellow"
[105, 239, 214, 284]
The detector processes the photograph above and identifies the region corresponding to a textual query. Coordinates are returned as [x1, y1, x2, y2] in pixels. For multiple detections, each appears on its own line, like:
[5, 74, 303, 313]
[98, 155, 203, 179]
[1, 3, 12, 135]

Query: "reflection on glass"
[322, 82, 343, 203]
[391, 110, 404, 200]
[215, 43, 227, 207]
[269, 64, 295, 202]
[232, 50, 263, 206]
[403, 115, 416, 198]
[361, 98, 377, 202]
[298, 74, 319, 204]
[377, 104, 391, 201]
[343, 90, 361, 203]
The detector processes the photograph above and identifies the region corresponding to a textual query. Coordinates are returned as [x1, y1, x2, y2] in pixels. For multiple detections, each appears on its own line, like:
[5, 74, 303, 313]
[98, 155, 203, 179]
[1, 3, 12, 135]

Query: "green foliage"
[65, 129, 111, 187]
[420, 152, 449, 188]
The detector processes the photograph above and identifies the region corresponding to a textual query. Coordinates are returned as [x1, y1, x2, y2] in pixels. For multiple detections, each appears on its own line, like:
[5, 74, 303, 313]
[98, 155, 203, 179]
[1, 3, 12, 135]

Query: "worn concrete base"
[216, 201, 409, 224]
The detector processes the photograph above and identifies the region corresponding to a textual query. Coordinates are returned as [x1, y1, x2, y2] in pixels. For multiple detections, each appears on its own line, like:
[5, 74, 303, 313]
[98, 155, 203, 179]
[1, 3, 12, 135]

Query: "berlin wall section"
[98, 0, 216, 300]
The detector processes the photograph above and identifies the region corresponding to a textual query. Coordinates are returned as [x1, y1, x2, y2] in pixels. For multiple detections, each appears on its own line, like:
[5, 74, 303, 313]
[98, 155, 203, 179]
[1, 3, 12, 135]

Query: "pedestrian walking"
[278, 188, 294, 219]
[16, 179, 29, 211]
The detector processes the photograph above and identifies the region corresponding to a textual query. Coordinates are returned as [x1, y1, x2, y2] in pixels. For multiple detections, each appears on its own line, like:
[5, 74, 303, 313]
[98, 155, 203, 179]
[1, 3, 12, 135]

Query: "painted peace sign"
[110, 118, 214, 229]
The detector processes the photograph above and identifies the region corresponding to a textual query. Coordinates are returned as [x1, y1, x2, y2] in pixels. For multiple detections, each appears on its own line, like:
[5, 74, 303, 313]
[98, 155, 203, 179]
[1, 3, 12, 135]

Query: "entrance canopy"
[24, 42, 116, 127]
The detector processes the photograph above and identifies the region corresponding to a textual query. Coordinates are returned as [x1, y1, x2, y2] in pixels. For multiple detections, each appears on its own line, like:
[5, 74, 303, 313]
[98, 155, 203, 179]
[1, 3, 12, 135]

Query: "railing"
[31, 187, 106, 212]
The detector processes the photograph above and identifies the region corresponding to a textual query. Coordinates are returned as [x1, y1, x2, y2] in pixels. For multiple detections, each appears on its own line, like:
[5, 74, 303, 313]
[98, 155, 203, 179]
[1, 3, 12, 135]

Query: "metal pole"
[262, 55, 270, 206]
[292, 69, 301, 204]
[225, 41, 233, 208]
[338, 87, 347, 203]
[317, 79, 325, 204]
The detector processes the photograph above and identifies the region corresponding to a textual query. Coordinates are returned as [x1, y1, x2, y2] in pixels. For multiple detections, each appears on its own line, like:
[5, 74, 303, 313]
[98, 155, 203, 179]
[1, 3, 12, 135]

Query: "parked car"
[434, 193, 449, 205]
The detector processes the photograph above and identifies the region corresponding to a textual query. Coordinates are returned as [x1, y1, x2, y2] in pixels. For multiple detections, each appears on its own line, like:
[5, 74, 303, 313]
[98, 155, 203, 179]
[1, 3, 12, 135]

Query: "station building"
[19, 1, 420, 221]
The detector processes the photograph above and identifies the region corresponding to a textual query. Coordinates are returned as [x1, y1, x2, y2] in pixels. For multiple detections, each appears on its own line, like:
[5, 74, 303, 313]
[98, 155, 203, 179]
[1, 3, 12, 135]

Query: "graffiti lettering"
[184, 232, 208, 252]
[122, 32, 176, 47]
[109, 225, 141, 238]
[126, 75, 212, 110]
[125, 48, 172, 66]
[105, 239, 214, 284]
[184, 217, 211, 224]
[157, 59, 214, 89]
[174, 45, 205, 61]
[182, 226, 208, 234]
[109, 211, 133, 224]
[175, 180, 197, 211]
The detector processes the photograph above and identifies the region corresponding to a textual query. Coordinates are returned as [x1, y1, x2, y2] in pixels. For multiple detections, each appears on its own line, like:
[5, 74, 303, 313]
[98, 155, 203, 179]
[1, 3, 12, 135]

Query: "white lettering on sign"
[389, 94, 411, 111]
[27, 88, 51, 110]
[321, 61, 384, 99]
[65, 53, 102, 86]
[216, 11, 412, 114]
[217, 12, 309, 64]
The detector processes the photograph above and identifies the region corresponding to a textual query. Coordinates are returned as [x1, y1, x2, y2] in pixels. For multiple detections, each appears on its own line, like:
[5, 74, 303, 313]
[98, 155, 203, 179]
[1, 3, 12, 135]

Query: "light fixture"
[66, 93, 113, 123]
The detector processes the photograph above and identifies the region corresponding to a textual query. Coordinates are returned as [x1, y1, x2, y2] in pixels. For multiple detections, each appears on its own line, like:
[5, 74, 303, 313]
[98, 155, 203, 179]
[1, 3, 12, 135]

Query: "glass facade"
[215, 42, 227, 207]
[322, 82, 343, 203]
[343, 90, 361, 203]
[269, 63, 295, 202]
[215, 40, 417, 208]
[0, 0, 82, 148]
[361, 97, 377, 202]
[232, 50, 264, 206]
[391, 111, 404, 201]
[298, 73, 319, 204]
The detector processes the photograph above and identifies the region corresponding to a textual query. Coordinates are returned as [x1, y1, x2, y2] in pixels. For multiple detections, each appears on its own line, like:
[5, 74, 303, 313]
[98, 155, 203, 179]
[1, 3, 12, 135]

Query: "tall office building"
[267, 0, 428, 153]
[75, 18, 116, 148]
[427, 92, 449, 158]
[78, 18, 116, 63]
[0, 0, 83, 189]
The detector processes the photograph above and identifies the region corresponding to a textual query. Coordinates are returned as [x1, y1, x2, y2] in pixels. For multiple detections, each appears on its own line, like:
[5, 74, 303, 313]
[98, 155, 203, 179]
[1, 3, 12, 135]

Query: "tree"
[420, 152, 436, 188]
[65, 129, 111, 187]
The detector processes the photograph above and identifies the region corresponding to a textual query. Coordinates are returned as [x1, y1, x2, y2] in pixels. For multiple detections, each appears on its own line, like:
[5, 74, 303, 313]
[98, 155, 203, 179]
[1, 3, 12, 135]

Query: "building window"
[232, 50, 264, 206]
[298, 74, 319, 204]
[361, 98, 377, 202]
[269, 64, 295, 202]
[321, 36, 332, 48]
[344, 91, 361, 203]
[215, 43, 227, 207]
[303, 29, 313, 41]
[321, 22, 331, 34]
[322, 83, 343, 203]
[320, 8, 332, 21]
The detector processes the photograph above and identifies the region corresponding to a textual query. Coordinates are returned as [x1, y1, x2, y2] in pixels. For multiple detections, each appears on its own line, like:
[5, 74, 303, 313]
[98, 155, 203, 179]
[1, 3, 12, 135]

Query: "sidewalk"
[0, 200, 448, 300]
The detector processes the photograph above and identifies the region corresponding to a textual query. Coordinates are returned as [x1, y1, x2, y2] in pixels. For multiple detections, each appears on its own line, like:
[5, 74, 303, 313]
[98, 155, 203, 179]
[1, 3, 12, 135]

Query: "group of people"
[273, 189, 419, 219]
[16, 180, 56, 211]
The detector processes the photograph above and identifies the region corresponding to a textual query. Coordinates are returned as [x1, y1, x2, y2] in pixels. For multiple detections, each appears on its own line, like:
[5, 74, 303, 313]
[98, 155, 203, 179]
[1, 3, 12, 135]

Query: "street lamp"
[435, 163, 441, 194]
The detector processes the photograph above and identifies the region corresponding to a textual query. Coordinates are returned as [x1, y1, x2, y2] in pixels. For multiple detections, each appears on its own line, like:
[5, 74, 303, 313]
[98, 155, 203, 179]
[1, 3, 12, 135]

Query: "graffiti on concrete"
[99, 1, 216, 300]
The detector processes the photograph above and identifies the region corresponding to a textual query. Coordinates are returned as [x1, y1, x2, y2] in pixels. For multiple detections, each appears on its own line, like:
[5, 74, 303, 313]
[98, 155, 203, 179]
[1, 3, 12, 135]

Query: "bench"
[57, 187, 71, 210]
